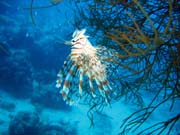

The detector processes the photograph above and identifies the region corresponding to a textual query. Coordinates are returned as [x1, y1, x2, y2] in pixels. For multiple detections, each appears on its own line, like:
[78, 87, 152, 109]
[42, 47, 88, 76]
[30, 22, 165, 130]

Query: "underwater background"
[0, 0, 180, 135]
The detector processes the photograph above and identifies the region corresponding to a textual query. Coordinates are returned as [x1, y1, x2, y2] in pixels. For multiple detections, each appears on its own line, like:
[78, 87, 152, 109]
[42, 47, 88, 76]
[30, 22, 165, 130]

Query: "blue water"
[0, 0, 180, 135]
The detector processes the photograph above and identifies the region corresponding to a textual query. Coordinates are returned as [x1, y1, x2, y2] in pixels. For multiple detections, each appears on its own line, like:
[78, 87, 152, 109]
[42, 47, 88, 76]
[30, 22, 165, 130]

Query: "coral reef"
[31, 80, 70, 110]
[0, 99, 15, 112]
[9, 111, 41, 135]
[0, 49, 33, 98]
[8, 111, 77, 135]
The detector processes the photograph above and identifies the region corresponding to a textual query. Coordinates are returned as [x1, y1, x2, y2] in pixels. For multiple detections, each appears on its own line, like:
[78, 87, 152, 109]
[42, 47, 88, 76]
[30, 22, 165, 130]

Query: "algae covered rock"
[8, 111, 41, 135]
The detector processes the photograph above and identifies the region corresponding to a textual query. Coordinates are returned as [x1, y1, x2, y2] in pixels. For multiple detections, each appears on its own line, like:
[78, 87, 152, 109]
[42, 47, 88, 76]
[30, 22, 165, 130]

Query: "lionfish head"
[71, 29, 89, 45]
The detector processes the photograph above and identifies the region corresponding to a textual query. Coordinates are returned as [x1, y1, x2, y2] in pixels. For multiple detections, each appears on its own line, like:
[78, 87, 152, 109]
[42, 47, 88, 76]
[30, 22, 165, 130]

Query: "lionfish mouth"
[64, 40, 72, 45]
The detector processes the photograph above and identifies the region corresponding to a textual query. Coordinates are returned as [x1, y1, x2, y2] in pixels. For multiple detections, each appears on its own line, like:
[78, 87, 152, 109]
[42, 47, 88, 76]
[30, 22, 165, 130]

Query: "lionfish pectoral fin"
[60, 90, 75, 106]
[102, 80, 111, 104]
[60, 90, 67, 101]
[78, 67, 84, 97]
[61, 63, 76, 101]
[102, 80, 110, 94]
[94, 78, 104, 95]
[87, 73, 96, 98]
[56, 71, 63, 88]
[56, 82, 61, 88]
[95, 77, 110, 104]
[56, 55, 73, 89]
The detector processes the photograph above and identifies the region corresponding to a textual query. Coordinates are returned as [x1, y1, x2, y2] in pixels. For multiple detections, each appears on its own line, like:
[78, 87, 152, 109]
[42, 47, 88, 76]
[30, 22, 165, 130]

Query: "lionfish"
[56, 29, 112, 105]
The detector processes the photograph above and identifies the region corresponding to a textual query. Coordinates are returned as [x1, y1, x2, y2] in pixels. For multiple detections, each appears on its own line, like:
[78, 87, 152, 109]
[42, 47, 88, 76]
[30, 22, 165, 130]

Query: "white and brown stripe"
[61, 62, 77, 102]
[56, 29, 112, 105]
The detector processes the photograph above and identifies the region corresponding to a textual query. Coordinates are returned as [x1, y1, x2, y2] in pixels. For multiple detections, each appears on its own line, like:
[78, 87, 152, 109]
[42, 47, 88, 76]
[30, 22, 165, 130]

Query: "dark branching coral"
[72, 0, 180, 133]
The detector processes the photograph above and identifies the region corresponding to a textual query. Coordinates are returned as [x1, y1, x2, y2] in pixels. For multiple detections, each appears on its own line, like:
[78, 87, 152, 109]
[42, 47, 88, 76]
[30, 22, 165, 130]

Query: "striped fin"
[94, 77, 104, 96]
[78, 66, 84, 97]
[56, 55, 72, 88]
[86, 72, 96, 97]
[61, 56, 73, 79]
[56, 70, 63, 88]
[102, 80, 112, 103]
[61, 62, 77, 101]
[102, 80, 111, 95]
[61, 91, 74, 105]
[95, 77, 109, 104]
